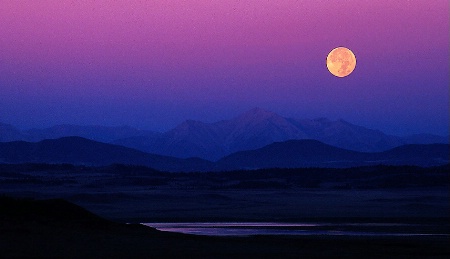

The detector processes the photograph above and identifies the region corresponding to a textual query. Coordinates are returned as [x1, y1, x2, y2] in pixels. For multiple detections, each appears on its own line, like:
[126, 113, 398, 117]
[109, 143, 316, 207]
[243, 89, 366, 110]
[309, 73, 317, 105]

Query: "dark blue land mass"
[1, 163, 448, 221]
[1, 108, 449, 257]
[1, 108, 448, 161]
[0, 137, 447, 171]
[1, 197, 449, 258]
[1, 169, 450, 259]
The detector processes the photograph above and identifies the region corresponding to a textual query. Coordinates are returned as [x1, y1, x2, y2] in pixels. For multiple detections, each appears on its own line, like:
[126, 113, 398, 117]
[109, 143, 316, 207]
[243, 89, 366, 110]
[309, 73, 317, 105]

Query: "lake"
[142, 222, 449, 237]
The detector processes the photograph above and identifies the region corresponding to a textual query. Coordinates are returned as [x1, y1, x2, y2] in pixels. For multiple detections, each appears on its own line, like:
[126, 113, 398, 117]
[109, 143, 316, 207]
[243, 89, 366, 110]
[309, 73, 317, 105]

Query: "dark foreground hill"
[0, 196, 116, 227]
[1, 196, 448, 258]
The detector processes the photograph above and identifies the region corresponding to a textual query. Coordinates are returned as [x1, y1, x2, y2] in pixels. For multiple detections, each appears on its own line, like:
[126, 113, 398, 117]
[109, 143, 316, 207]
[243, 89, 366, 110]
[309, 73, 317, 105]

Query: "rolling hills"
[217, 140, 449, 170]
[0, 137, 213, 172]
[0, 137, 448, 171]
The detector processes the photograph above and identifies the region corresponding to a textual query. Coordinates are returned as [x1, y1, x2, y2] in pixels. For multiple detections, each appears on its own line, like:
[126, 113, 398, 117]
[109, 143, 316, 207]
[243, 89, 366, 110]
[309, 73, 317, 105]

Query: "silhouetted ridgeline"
[0, 137, 213, 172]
[2, 137, 448, 171]
[217, 140, 450, 170]
[0, 196, 113, 227]
[1, 108, 448, 160]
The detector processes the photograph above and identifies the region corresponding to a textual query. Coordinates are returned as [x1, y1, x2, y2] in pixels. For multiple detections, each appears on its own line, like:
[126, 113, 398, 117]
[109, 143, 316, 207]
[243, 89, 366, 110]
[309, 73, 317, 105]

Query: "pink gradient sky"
[0, 0, 448, 135]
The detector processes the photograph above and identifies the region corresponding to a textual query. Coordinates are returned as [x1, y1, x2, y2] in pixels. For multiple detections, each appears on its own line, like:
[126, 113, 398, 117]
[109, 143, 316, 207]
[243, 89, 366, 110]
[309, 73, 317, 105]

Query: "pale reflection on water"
[142, 222, 449, 237]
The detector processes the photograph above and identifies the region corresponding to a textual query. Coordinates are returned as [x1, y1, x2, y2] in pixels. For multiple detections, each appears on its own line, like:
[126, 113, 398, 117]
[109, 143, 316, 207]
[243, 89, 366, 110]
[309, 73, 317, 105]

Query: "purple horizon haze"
[0, 0, 448, 136]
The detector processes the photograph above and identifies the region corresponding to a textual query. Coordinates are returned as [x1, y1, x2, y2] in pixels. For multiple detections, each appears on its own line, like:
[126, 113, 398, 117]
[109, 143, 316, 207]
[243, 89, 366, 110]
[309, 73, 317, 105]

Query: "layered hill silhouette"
[1, 108, 448, 160]
[217, 140, 449, 170]
[0, 137, 448, 171]
[0, 122, 160, 143]
[0, 137, 212, 172]
[113, 108, 446, 160]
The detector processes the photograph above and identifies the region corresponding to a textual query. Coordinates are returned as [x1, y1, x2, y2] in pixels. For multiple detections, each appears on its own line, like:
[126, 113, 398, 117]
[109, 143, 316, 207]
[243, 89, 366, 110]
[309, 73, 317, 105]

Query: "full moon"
[326, 47, 356, 77]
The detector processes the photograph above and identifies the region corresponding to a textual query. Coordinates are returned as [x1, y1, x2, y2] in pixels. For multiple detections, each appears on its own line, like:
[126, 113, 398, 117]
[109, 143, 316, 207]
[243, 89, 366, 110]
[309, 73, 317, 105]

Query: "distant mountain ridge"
[0, 123, 160, 143]
[0, 137, 212, 172]
[1, 108, 448, 160]
[217, 139, 450, 170]
[0, 137, 448, 171]
[25, 125, 161, 143]
[113, 108, 448, 160]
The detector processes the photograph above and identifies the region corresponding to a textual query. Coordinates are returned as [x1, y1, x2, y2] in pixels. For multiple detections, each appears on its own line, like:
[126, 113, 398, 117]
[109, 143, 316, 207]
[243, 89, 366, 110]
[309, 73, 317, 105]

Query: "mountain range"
[0, 137, 448, 171]
[1, 108, 448, 161]
[217, 140, 449, 170]
[0, 137, 212, 172]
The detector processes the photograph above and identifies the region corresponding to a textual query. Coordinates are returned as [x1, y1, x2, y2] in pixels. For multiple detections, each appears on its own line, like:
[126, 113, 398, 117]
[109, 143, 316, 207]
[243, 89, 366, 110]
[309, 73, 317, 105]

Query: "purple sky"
[0, 0, 448, 136]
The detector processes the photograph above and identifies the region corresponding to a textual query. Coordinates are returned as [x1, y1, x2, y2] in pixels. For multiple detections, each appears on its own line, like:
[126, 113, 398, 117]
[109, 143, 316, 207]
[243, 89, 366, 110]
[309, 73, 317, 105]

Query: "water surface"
[143, 222, 449, 237]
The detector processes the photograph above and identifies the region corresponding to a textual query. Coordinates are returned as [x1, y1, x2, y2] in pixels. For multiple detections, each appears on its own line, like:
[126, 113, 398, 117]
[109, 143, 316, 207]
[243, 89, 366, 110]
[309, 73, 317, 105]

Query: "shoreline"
[1, 197, 449, 258]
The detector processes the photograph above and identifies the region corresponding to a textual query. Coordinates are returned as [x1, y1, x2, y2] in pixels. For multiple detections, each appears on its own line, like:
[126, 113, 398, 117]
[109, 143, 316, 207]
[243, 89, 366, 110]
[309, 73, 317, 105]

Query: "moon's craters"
[326, 47, 356, 77]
